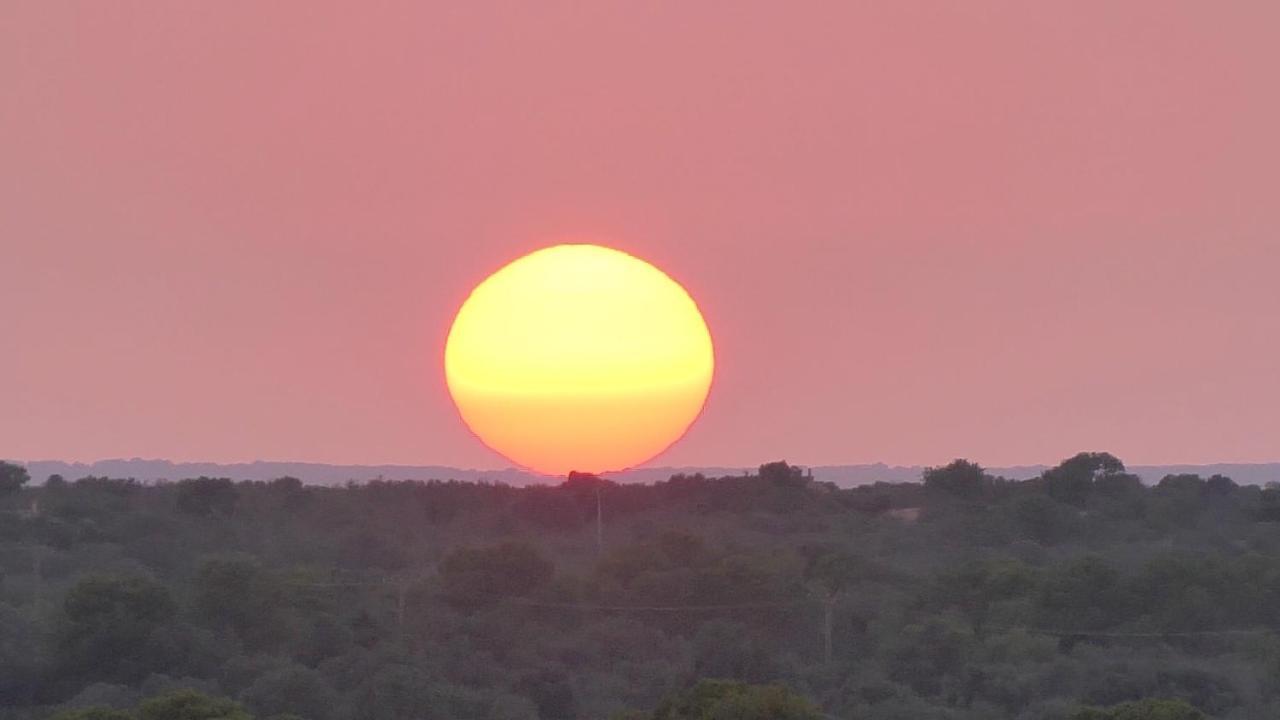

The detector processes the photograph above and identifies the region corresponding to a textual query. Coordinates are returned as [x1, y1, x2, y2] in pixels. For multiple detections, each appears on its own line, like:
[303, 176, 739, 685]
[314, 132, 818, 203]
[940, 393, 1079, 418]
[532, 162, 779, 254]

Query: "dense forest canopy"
[2, 454, 1280, 719]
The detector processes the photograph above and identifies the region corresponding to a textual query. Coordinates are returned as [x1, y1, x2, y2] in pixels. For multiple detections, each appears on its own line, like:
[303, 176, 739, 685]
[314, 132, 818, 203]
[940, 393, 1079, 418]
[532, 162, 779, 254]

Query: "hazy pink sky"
[3, 2, 1278, 470]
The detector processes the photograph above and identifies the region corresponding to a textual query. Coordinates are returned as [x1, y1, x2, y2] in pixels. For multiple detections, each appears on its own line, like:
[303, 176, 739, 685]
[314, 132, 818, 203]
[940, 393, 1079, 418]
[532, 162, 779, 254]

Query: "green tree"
[175, 478, 238, 517]
[1156, 474, 1206, 496]
[804, 550, 873, 596]
[514, 668, 577, 720]
[653, 680, 822, 720]
[191, 555, 281, 648]
[1005, 493, 1080, 544]
[691, 620, 776, 682]
[58, 576, 175, 682]
[270, 476, 303, 493]
[49, 709, 135, 720]
[0, 460, 30, 494]
[803, 550, 877, 663]
[1043, 452, 1126, 506]
[0, 602, 42, 702]
[923, 459, 987, 499]
[883, 620, 971, 696]
[136, 690, 252, 720]
[1203, 474, 1237, 496]
[240, 664, 338, 720]
[1134, 554, 1224, 631]
[348, 665, 485, 720]
[758, 461, 807, 488]
[1038, 556, 1132, 631]
[439, 542, 554, 607]
[1069, 698, 1205, 720]
[933, 559, 1036, 634]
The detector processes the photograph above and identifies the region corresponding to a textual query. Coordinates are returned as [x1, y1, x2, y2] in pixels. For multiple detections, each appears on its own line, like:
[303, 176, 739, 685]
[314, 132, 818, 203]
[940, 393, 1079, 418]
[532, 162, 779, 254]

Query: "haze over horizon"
[14, 456, 1280, 491]
[5, 3, 1278, 469]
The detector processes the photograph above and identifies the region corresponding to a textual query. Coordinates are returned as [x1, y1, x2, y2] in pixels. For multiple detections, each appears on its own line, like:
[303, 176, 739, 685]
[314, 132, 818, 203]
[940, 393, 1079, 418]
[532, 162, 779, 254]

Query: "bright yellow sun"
[445, 244, 714, 476]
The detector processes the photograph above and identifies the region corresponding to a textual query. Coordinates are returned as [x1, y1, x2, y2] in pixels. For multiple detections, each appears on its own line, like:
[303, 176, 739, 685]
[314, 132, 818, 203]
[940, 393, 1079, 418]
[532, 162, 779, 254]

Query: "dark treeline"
[2, 453, 1280, 719]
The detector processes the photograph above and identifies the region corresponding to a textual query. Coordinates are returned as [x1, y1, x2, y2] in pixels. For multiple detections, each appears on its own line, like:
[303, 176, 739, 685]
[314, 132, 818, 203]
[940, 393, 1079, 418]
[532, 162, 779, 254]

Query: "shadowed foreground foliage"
[50, 690, 251, 720]
[1068, 698, 1205, 720]
[649, 680, 822, 720]
[3, 454, 1280, 719]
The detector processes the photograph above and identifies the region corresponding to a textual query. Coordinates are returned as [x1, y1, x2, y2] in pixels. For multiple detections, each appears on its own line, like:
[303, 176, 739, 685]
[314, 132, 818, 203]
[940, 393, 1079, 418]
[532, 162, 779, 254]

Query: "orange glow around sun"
[445, 244, 714, 476]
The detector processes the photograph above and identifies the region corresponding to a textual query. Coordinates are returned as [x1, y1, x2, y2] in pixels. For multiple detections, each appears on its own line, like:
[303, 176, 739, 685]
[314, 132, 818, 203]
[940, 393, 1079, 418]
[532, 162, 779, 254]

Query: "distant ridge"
[11, 458, 1280, 488]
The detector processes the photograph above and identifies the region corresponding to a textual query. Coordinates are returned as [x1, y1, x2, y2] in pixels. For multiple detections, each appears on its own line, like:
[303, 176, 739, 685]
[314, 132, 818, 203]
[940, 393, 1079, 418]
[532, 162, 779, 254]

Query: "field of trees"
[3, 453, 1279, 719]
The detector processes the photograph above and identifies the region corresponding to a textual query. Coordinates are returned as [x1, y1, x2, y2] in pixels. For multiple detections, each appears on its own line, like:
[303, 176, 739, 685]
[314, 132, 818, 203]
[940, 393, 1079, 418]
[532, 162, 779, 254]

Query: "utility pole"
[807, 585, 838, 664]
[595, 486, 604, 556]
[393, 577, 409, 631]
[31, 544, 45, 610]
[821, 591, 835, 664]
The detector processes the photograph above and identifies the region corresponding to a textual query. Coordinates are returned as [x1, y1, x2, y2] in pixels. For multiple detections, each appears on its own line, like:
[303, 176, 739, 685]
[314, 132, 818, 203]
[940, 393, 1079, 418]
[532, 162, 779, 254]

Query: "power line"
[499, 597, 806, 612]
[284, 577, 806, 611]
[283, 578, 1280, 638]
[988, 625, 1277, 638]
[285, 580, 388, 588]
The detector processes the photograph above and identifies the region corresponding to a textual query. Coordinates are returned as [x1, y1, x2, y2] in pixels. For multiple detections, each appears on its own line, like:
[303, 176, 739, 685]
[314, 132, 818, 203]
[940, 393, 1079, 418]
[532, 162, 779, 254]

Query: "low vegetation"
[2, 454, 1278, 719]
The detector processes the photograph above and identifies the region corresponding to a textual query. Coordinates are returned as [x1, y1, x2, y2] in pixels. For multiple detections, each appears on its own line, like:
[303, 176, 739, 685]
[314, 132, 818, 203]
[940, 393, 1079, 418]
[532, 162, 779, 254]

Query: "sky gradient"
[3, 2, 1278, 470]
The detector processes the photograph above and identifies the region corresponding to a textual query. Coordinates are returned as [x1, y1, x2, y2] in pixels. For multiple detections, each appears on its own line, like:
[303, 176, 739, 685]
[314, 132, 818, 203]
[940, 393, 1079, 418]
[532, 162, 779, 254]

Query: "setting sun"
[444, 244, 714, 475]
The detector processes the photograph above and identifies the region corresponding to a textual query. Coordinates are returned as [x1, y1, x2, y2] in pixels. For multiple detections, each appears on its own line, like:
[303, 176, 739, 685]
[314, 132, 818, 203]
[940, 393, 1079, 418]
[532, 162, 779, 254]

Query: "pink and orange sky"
[3, 2, 1278, 469]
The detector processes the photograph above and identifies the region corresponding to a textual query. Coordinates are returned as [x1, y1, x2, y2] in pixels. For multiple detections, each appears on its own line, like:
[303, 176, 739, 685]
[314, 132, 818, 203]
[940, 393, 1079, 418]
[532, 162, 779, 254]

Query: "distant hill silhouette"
[12, 458, 1280, 488]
